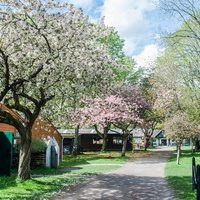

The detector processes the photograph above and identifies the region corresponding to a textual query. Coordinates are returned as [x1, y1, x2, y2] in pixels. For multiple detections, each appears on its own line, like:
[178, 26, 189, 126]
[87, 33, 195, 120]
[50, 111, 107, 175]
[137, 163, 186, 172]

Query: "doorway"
[161, 138, 167, 146]
[0, 131, 13, 176]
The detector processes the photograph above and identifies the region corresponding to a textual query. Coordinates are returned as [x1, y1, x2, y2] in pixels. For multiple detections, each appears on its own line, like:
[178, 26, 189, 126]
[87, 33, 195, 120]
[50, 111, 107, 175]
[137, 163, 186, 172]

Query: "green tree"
[165, 112, 197, 164]
[100, 30, 143, 85]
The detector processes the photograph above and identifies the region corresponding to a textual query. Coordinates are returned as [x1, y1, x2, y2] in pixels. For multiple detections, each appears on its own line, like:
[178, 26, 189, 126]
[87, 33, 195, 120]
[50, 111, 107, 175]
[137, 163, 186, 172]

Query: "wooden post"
[197, 165, 200, 200]
[193, 157, 196, 190]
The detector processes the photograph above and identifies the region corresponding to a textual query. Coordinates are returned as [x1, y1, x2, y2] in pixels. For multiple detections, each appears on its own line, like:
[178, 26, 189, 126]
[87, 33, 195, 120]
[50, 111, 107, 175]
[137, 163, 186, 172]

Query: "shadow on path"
[50, 150, 175, 200]
[52, 174, 175, 200]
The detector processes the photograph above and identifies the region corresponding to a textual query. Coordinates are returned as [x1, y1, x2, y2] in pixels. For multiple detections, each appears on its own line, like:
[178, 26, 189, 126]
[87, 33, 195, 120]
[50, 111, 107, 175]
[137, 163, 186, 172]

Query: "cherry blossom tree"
[111, 85, 151, 155]
[79, 95, 140, 156]
[164, 112, 198, 164]
[79, 97, 117, 152]
[0, 0, 117, 180]
[80, 85, 150, 156]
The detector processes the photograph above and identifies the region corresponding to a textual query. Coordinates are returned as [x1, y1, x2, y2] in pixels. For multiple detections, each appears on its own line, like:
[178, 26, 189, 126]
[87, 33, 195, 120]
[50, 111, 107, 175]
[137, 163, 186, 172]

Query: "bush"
[31, 139, 46, 153]
[13, 139, 46, 154]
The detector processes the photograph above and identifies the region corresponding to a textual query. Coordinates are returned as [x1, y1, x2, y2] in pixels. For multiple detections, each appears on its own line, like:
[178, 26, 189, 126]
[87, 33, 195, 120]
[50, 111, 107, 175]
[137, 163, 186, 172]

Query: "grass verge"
[165, 150, 200, 200]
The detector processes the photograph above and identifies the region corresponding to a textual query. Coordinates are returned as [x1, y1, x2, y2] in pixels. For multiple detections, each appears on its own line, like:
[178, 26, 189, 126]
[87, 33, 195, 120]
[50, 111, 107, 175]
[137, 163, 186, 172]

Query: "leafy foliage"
[0, 0, 120, 179]
[164, 112, 193, 145]
[31, 139, 46, 153]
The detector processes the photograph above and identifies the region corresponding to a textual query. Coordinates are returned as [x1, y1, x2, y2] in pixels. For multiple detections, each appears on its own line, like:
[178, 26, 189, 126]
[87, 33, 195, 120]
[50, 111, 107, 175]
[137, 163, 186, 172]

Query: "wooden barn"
[0, 103, 63, 159]
[59, 129, 132, 153]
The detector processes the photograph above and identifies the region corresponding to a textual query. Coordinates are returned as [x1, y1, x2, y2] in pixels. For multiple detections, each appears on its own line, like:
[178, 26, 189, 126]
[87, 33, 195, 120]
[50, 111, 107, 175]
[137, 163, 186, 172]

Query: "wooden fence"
[12, 152, 46, 169]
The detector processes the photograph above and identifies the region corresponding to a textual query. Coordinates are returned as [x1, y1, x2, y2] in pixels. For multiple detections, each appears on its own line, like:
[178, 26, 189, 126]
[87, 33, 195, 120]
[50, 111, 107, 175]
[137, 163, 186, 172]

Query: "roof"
[33, 119, 62, 140]
[0, 103, 62, 140]
[58, 129, 96, 134]
[0, 103, 24, 123]
[132, 129, 163, 138]
[59, 128, 163, 138]
[58, 128, 123, 135]
[152, 130, 163, 138]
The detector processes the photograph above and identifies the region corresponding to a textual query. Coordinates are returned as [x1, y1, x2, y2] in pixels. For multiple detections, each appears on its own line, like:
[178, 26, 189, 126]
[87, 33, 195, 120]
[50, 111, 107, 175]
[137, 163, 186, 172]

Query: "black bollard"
[193, 157, 197, 190]
[197, 165, 200, 200]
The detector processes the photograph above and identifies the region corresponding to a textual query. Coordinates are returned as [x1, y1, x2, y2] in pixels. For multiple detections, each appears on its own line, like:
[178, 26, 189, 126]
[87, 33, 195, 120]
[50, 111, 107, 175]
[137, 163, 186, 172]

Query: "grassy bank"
[0, 150, 148, 200]
[165, 150, 200, 199]
[0, 175, 81, 200]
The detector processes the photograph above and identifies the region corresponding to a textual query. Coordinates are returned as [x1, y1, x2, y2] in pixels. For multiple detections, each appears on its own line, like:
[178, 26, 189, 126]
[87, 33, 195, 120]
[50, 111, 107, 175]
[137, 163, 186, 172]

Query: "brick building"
[0, 104, 62, 159]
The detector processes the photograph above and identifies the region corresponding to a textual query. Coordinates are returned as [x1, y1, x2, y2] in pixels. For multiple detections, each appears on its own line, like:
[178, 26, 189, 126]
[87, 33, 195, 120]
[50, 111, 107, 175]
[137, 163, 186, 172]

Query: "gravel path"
[51, 149, 176, 200]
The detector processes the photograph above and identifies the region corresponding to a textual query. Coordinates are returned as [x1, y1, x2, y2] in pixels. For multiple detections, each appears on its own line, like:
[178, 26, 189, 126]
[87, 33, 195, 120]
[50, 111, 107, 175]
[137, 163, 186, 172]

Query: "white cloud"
[133, 44, 163, 69]
[102, 0, 159, 55]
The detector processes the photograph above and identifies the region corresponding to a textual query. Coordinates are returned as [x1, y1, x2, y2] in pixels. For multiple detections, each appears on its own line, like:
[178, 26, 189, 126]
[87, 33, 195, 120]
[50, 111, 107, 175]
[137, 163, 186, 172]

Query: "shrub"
[13, 139, 46, 154]
[31, 139, 46, 153]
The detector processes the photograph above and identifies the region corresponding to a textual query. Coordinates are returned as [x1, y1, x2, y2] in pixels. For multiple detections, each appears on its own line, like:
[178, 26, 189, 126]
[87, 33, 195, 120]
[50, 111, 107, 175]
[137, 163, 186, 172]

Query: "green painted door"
[0, 131, 13, 176]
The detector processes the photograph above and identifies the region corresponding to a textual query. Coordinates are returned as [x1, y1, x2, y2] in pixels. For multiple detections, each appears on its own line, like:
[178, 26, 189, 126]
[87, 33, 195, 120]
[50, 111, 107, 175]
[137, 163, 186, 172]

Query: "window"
[93, 136, 103, 144]
[93, 139, 103, 144]
[113, 137, 123, 144]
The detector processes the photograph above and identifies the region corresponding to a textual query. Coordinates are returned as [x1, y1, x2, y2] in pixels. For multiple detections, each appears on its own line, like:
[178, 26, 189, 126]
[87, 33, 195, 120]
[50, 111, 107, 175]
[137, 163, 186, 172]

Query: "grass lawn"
[0, 150, 148, 200]
[165, 150, 200, 200]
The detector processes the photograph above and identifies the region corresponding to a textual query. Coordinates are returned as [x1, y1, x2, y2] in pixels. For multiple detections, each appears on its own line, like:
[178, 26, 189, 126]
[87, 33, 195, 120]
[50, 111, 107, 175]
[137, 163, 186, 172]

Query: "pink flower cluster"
[78, 86, 151, 128]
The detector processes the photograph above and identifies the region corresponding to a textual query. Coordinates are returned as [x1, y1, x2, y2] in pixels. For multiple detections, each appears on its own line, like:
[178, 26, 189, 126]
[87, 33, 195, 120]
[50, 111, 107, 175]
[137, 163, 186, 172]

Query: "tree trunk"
[195, 139, 199, 151]
[176, 144, 181, 165]
[191, 138, 196, 154]
[121, 134, 128, 157]
[144, 136, 149, 151]
[18, 130, 32, 180]
[101, 127, 108, 152]
[101, 135, 107, 152]
[72, 124, 80, 156]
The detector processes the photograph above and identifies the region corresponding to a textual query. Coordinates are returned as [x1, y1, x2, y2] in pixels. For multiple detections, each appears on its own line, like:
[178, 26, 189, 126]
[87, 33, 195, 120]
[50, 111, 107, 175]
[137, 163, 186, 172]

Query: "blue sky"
[67, 0, 181, 68]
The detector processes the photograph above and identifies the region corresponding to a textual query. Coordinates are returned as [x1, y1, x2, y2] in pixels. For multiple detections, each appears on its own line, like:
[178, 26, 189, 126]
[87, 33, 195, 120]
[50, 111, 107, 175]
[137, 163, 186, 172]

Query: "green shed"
[0, 131, 13, 176]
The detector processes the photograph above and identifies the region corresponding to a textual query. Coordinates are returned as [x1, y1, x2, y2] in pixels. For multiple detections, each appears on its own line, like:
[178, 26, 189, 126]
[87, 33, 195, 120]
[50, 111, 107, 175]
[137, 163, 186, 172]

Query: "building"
[132, 129, 165, 148]
[60, 127, 194, 154]
[132, 129, 191, 147]
[59, 129, 132, 153]
[151, 130, 171, 146]
[0, 104, 63, 159]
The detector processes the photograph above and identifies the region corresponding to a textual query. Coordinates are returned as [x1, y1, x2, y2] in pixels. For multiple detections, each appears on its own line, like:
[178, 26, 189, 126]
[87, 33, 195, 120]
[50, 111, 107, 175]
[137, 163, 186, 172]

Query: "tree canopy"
[0, 0, 120, 179]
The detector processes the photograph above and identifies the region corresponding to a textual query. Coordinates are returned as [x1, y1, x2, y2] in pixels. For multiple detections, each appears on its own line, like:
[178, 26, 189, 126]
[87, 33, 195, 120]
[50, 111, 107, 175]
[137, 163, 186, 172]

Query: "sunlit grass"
[165, 150, 200, 200]
[0, 175, 81, 200]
